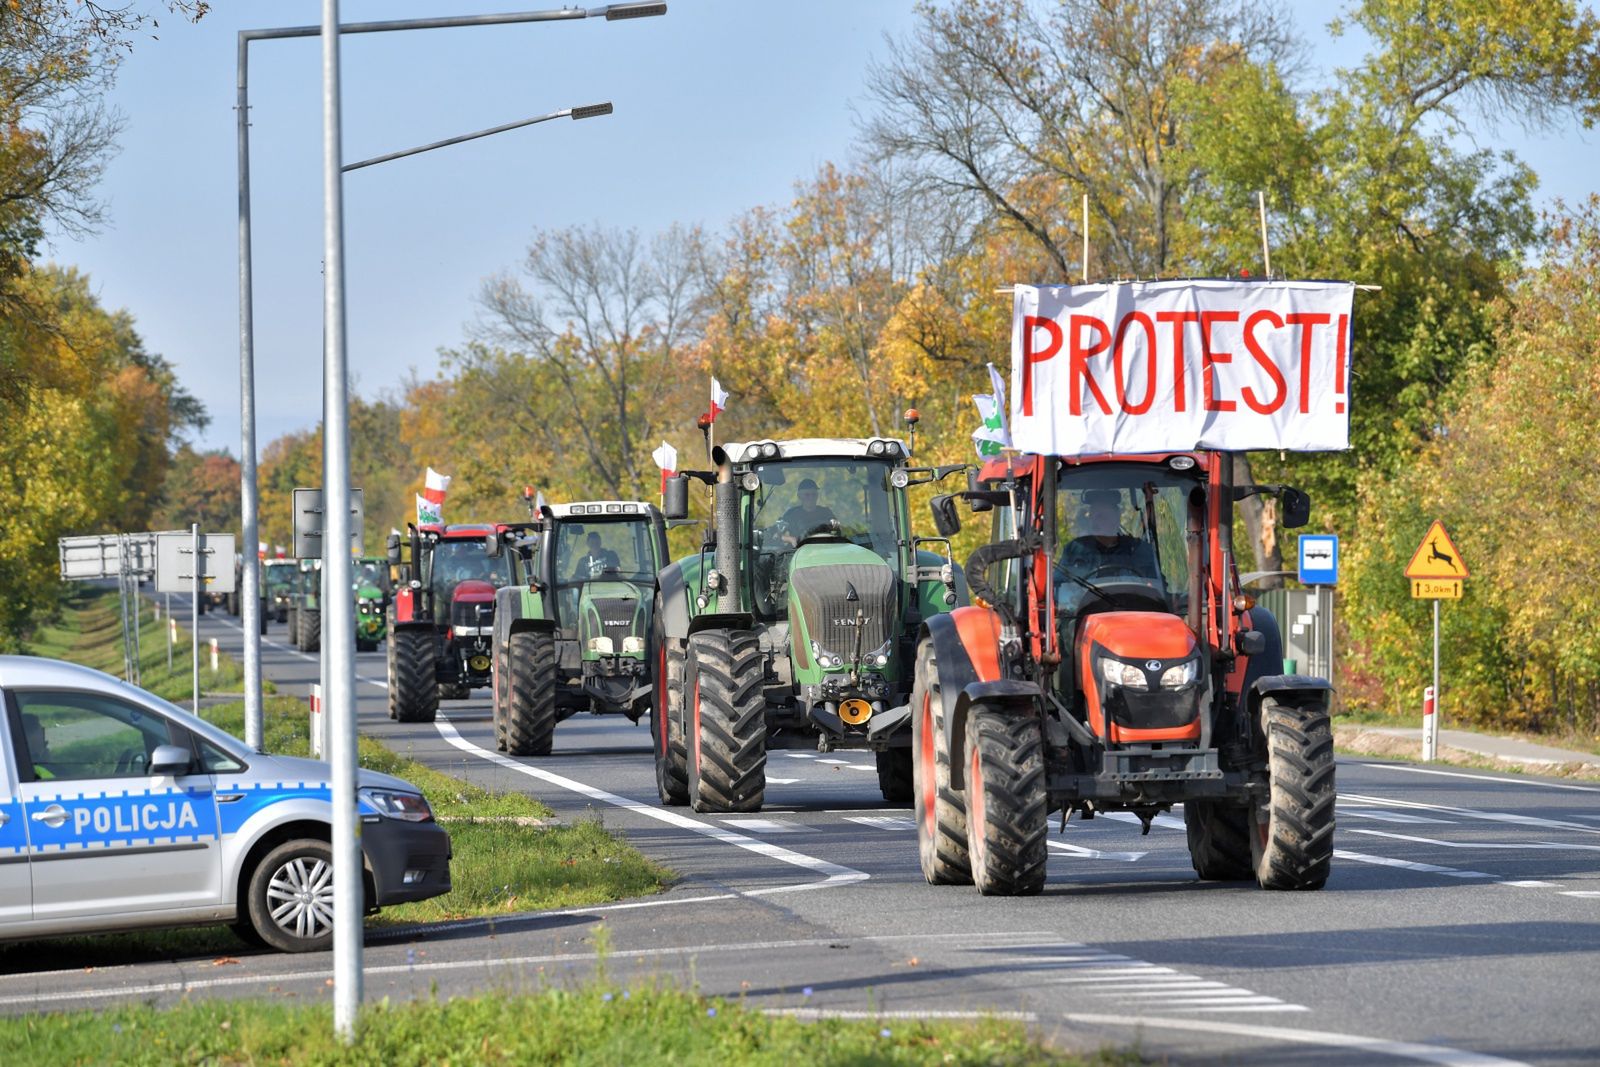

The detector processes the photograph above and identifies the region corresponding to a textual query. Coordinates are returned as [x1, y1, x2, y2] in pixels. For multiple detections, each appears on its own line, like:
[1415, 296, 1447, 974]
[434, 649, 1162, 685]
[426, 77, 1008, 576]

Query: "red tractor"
[914, 450, 1334, 894]
[386, 522, 517, 723]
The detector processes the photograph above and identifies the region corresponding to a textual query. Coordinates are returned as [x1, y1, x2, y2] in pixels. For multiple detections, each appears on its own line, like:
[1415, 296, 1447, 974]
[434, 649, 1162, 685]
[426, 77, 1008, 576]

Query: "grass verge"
[25, 587, 273, 703]
[0, 985, 1120, 1066]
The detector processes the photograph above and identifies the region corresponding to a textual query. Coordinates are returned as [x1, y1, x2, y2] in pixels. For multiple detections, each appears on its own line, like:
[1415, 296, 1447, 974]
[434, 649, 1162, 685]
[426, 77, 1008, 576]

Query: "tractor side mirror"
[1236, 630, 1267, 657]
[1281, 487, 1311, 529]
[930, 494, 962, 538]
[485, 533, 502, 559]
[385, 533, 401, 567]
[663, 475, 689, 520]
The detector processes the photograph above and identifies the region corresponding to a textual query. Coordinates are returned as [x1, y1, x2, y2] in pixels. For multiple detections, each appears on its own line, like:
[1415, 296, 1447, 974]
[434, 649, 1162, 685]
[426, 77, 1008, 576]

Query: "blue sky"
[53, 1, 1593, 458]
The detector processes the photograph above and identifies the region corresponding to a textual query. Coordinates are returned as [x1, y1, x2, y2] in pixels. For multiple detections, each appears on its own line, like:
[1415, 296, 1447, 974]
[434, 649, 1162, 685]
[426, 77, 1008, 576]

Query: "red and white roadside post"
[1422, 684, 1438, 761]
[309, 683, 325, 759]
[209, 637, 220, 673]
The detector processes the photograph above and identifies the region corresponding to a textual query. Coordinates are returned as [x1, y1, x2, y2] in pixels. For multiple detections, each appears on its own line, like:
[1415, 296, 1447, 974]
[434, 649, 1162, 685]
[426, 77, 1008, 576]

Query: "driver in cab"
[780, 478, 837, 545]
[1059, 490, 1161, 581]
[571, 531, 621, 579]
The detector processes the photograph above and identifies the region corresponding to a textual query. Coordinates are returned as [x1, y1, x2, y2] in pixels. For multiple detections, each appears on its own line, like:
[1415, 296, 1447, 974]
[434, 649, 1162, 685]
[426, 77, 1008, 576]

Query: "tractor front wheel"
[686, 629, 766, 813]
[964, 704, 1047, 896]
[912, 638, 970, 885]
[505, 630, 557, 756]
[652, 615, 689, 805]
[1184, 800, 1253, 880]
[1250, 696, 1336, 890]
[302, 610, 321, 653]
[390, 628, 439, 724]
[875, 749, 913, 804]
[287, 606, 300, 649]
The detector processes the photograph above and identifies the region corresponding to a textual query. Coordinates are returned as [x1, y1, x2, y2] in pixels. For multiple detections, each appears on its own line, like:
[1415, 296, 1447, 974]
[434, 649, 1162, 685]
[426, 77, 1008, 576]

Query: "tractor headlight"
[889, 468, 910, 489]
[588, 636, 615, 655]
[864, 639, 893, 671]
[621, 635, 645, 655]
[868, 439, 886, 456]
[1098, 656, 1149, 690]
[1159, 658, 1200, 690]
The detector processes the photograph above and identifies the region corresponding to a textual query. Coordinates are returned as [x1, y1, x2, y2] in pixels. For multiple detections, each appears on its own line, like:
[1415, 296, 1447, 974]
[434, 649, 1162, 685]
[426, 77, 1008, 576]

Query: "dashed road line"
[1049, 840, 1148, 863]
[1340, 794, 1600, 835]
[1353, 762, 1600, 794]
[1334, 849, 1496, 880]
[1346, 828, 1600, 853]
[845, 815, 915, 832]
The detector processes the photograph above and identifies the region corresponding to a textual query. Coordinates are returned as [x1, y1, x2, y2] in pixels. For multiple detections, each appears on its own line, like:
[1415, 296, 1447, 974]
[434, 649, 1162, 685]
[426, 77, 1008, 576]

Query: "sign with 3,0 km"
[1405, 520, 1467, 599]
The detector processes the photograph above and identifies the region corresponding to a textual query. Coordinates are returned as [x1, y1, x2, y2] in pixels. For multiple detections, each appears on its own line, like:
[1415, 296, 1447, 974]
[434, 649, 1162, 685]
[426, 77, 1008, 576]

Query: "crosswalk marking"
[1049, 840, 1148, 863]
[1337, 808, 1456, 825]
[845, 816, 914, 832]
[1095, 811, 1187, 832]
[720, 819, 809, 834]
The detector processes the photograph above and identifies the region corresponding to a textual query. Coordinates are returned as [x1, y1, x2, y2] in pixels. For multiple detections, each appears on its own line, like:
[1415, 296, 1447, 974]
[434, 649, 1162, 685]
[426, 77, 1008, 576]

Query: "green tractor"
[263, 558, 296, 626]
[654, 425, 968, 812]
[487, 503, 670, 756]
[286, 557, 321, 652]
[353, 556, 390, 652]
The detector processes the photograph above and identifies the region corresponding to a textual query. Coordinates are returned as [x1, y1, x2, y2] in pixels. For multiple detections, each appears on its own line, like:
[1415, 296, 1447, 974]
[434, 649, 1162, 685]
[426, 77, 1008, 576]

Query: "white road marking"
[1347, 828, 1600, 853]
[784, 752, 817, 759]
[1335, 849, 1496, 879]
[1559, 890, 1600, 898]
[1063, 1012, 1532, 1065]
[846, 764, 877, 771]
[814, 758, 850, 765]
[1094, 810, 1187, 832]
[1340, 794, 1600, 835]
[1498, 880, 1559, 888]
[1338, 808, 1456, 825]
[1353, 763, 1600, 794]
[721, 819, 808, 834]
[432, 713, 867, 895]
[845, 816, 914, 832]
[766, 778, 803, 785]
[1049, 840, 1148, 863]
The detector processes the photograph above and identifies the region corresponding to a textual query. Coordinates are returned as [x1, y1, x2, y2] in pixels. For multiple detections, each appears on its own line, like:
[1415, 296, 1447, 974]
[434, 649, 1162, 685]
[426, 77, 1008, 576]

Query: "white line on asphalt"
[846, 764, 877, 771]
[1346, 828, 1600, 853]
[784, 752, 818, 759]
[1497, 880, 1560, 888]
[1353, 763, 1600, 794]
[1093, 982, 1233, 995]
[1061, 1012, 1532, 1066]
[1049, 840, 1148, 862]
[813, 758, 850, 765]
[1334, 849, 1496, 879]
[766, 1007, 1037, 1021]
[721, 819, 809, 835]
[1340, 794, 1600, 835]
[1093, 811, 1187, 831]
[844, 816, 915, 832]
[1338, 808, 1456, 825]
[432, 712, 868, 895]
[1559, 891, 1600, 898]
[765, 777, 803, 785]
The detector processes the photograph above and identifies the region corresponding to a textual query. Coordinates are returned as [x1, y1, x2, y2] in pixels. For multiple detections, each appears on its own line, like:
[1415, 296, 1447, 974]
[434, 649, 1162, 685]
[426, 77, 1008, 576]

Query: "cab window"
[554, 520, 656, 584]
[12, 691, 178, 782]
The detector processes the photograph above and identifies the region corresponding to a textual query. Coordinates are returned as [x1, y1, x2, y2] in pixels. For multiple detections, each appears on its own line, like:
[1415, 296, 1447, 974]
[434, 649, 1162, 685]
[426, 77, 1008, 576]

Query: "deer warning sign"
[1405, 520, 1468, 585]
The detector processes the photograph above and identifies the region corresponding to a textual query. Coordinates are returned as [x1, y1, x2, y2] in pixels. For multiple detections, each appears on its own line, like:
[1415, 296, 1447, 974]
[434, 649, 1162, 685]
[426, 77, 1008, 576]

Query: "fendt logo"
[604, 618, 632, 628]
[832, 618, 866, 627]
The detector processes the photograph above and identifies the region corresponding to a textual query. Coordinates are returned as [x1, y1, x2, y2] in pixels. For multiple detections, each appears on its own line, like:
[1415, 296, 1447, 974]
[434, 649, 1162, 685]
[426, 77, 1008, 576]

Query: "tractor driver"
[1059, 490, 1161, 582]
[779, 478, 838, 545]
[571, 531, 621, 579]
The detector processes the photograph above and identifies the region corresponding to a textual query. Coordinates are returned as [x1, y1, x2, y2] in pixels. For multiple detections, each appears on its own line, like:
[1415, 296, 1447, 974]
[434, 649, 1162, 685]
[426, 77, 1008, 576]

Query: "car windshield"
[554, 518, 657, 587]
[426, 539, 514, 602]
[746, 458, 901, 563]
[1054, 463, 1196, 614]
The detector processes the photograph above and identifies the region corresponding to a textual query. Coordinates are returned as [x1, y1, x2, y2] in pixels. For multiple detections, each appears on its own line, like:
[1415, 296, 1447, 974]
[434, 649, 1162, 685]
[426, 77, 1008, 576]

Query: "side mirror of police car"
[148, 744, 193, 776]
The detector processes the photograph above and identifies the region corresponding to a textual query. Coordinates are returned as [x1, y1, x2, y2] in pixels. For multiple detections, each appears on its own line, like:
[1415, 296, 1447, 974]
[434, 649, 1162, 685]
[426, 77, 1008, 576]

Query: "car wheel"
[246, 839, 336, 952]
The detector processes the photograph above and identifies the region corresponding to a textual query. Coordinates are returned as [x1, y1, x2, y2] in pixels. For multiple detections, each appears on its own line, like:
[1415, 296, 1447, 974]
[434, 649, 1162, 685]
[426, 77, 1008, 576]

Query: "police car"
[0, 656, 451, 952]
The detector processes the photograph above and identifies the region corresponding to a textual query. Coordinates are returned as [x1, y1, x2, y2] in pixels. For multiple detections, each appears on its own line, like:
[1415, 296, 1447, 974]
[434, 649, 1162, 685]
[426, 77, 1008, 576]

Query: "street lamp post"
[235, 2, 665, 755]
[238, 2, 664, 1043]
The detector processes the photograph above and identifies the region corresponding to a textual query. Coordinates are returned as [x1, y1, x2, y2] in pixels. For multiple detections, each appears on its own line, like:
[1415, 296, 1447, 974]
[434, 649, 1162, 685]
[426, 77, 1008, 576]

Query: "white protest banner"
[1010, 280, 1354, 456]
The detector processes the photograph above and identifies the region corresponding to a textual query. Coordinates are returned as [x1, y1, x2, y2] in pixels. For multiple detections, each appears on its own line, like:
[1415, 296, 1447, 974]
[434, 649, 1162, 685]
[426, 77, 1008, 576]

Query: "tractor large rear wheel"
[1250, 696, 1336, 890]
[686, 629, 766, 813]
[505, 630, 557, 756]
[875, 749, 913, 804]
[964, 704, 1047, 896]
[1184, 800, 1253, 880]
[287, 606, 300, 648]
[302, 609, 321, 653]
[912, 638, 970, 885]
[651, 608, 689, 805]
[390, 628, 439, 724]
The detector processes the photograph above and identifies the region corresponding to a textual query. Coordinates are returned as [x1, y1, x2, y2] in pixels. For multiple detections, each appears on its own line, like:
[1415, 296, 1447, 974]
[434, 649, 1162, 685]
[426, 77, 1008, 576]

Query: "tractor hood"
[451, 579, 496, 604]
[579, 579, 651, 660]
[787, 541, 899, 670]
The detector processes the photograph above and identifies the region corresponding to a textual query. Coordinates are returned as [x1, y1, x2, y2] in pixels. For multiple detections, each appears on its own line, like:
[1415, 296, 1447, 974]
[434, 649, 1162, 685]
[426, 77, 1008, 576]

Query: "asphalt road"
[6, 599, 1599, 1066]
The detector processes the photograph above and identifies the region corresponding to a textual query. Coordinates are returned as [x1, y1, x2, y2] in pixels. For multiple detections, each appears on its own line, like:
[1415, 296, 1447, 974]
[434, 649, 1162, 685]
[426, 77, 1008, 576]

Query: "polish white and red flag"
[707, 377, 729, 422]
[417, 467, 451, 525]
[652, 441, 678, 494]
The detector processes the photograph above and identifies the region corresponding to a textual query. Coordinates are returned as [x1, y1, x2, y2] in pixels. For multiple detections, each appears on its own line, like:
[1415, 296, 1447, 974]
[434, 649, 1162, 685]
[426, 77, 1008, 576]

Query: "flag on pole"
[418, 467, 450, 525]
[258, 541, 268, 560]
[971, 361, 1012, 459]
[652, 441, 678, 495]
[707, 377, 729, 422]
[416, 494, 442, 525]
[535, 490, 548, 514]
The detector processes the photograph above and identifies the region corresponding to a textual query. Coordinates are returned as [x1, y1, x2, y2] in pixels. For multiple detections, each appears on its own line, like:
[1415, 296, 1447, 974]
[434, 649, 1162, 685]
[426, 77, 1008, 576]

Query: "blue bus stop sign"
[1298, 534, 1339, 585]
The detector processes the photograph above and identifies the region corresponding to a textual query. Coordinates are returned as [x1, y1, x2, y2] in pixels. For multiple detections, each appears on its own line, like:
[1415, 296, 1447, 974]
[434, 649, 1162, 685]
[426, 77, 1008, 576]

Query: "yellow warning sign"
[1411, 578, 1463, 599]
[1404, 520, 1469, 579]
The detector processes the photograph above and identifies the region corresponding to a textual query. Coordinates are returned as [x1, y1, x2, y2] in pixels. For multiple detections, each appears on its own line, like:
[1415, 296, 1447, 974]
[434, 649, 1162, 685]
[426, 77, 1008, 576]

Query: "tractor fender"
[1248, 674, 1333, 719]
[924, 607, 1008, 790]
[657, 561, 693, 641]
[948, 679, 1046, 790]
[687, 611, 754, 638]
[494, 585, 554, 654]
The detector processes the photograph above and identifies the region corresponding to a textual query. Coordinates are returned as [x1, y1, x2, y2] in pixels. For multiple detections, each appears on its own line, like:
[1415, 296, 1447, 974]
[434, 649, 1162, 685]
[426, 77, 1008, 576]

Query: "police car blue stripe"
[0, 799, 26, 855]
[217, 783, 333, 835]
[22, 788, 219, 852]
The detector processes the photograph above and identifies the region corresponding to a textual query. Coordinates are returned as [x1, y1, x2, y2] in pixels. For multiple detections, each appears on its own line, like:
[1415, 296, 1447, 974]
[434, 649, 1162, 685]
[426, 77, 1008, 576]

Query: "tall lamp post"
[242, 3, 663, 1042]
[236, 2, 665, 756]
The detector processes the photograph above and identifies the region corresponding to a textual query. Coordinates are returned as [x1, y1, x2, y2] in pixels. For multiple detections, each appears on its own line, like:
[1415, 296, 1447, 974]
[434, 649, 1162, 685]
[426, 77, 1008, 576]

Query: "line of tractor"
[363, 407, 1335, 897]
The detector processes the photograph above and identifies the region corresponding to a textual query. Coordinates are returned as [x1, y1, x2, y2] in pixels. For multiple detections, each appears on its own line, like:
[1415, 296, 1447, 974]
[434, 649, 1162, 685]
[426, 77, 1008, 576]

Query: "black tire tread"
[391, 628, 439, 723]
[505, 629, 557, 756]
[966, 707, 1048, 896]
[875, 748, 913, 804]
[1185, 800, 1254, 880]
[688, 629, 766, 813]
[1253, 697, 1336, 890]
[654, 623, 689, 805]
[913, 639, 971, 885]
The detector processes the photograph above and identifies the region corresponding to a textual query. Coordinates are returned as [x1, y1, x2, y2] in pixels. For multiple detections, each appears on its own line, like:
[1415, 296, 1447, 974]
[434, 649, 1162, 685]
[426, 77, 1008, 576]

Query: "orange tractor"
[914, 450, 1334, 894]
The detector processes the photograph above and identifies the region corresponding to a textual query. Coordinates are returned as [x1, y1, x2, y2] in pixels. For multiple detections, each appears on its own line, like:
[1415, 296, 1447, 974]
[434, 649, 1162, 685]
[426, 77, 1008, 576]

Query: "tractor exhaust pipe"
[711, 446, 741, 613]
